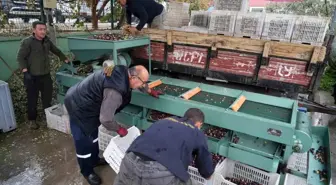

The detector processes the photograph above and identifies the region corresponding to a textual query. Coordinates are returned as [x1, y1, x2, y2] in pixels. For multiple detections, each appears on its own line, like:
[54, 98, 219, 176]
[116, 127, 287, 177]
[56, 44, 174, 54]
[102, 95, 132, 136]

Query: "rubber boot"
[29, 120, 40, 130]
[85, 172, 102, 185]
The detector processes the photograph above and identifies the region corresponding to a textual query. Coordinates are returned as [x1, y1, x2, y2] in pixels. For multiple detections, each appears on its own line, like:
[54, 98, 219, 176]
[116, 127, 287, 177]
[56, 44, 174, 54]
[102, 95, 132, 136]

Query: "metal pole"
[111, 0, 114, 29]
[39, 0, 45, 23]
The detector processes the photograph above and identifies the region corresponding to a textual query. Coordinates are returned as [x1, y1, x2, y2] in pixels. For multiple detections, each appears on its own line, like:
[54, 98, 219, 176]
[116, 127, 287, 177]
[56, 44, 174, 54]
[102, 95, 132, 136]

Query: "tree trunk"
[92, 0, 98, 29]
[97, 0, 110, 17]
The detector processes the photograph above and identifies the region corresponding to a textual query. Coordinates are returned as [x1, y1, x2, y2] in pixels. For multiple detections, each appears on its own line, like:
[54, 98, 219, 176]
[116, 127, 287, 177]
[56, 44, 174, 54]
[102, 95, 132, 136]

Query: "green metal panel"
[0, 39, 21, 81]
[307, 126, 331, 185]
[230, 132, 280, 158]
[115, 105, 143, 126]
[228, 147, 280, 172]
[56, 72, 300, 146]
[218, 132, 232, 157]
[130, 91, 296, 145]
[137, 119, 153, 130]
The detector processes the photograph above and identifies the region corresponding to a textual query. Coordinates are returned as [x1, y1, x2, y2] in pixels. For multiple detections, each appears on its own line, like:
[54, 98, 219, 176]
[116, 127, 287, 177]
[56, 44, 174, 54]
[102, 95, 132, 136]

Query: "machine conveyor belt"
[151, 82, 293, 124]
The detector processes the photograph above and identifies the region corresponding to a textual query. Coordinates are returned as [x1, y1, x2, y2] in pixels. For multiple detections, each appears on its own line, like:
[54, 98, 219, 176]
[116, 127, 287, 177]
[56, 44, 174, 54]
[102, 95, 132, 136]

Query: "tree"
[266, 0, 336, 17]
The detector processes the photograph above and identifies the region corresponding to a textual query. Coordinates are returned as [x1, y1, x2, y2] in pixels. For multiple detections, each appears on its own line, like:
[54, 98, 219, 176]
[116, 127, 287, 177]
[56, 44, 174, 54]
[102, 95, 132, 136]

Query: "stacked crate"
[190, 11, 210, 28]
[45, 104, 70, 134]
[214, 0, 249, 12]
[262, 14, 297, 42]
[234, 12, 265, 39]
[209, 10, 237, 36]
[291, 16, 330, 46]
[182, 26, 209, 34]
[0, 81, 16, 133]
[164, 2, 190, 28]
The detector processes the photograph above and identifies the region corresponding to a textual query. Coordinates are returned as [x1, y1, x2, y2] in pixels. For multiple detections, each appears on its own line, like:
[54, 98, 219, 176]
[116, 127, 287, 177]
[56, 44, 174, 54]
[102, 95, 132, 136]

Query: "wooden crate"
[209, 50, 258, 77]
[167, 45, 208, 69]
[258, 57, 312, 87]
[131, 42, 165, 62]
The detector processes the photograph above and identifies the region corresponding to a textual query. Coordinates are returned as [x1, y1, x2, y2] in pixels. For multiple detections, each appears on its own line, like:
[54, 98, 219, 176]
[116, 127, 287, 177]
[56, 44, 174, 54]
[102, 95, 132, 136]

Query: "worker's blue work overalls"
[70, 119, 99, 177]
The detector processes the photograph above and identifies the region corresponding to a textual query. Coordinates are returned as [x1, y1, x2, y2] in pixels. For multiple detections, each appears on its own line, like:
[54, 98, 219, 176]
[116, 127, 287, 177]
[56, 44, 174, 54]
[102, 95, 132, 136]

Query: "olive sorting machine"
[55, 34, 331, 185]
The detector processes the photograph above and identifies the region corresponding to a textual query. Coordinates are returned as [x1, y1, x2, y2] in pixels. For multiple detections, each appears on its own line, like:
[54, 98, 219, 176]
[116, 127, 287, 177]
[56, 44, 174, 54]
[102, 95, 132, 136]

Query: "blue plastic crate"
[0, 80, 17, 132]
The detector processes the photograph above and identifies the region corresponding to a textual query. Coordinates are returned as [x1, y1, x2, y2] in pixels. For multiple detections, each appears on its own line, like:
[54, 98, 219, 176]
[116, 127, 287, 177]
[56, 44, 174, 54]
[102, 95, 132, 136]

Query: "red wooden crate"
[131, 42, 165, 62]
[258, 57, 312, 86]
[167, 45, 208, 69]
[209, 51, 258, 77]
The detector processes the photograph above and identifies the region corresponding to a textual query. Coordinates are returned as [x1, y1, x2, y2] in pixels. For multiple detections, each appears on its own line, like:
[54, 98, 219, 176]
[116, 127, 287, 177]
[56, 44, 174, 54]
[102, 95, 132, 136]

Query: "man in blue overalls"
[64, 64, 163, 185]
[114, 108, 214, 185]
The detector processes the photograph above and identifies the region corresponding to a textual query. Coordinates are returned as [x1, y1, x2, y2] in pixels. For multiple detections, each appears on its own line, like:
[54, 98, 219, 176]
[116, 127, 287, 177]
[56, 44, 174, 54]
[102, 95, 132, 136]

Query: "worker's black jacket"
[64, 66, 132, 136]
[127, 116, 214, 182]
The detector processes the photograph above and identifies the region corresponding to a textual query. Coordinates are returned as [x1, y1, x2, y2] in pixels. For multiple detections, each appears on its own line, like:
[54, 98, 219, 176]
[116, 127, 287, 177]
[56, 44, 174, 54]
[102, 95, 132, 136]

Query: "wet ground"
[0, 122, 115, 185]
[0, 91, 335, 185]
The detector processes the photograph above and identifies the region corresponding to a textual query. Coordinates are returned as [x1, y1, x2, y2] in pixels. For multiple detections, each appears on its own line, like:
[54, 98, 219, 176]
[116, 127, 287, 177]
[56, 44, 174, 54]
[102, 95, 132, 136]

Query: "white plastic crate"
[214, 0, 249, 12]
[291, 16, 330, 46]
[234, 12, 265, 39]
[182, 26, 209, 34]
[45, 104, 70, 134]
[164, 2, 190, 28]
[190, 11, 210, 28]
[0, 81, 17, 133]
[188, 166, 211, 185]
[213, 159, 280, 185]
[103, 126, 141, 174]
[287, 152, 308, 174]
[283, 173, 307, 185]
[98, 125, 117, 151]
[209, 10, 237, 36]
[262, 13, 297, 42]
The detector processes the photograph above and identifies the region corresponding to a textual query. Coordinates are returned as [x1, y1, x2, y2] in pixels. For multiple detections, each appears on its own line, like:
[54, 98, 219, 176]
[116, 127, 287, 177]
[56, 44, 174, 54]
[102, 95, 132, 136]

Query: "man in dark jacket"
[114, 108, 214, 185]
[117, 0, 166, 34]
[64, 64, 163, 185]
[17, 21, 69, 130]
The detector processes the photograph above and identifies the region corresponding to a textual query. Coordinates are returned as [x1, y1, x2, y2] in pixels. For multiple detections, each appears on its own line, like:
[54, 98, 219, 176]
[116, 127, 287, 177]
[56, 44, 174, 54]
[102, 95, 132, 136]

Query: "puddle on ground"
[1, 160, 44, 185]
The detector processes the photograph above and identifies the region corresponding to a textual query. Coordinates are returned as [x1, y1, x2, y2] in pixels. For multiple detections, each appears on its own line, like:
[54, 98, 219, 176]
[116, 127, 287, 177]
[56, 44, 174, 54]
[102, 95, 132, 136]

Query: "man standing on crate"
[64, 63, 164, 185]
[117, 0, 166, 35]
[17, 21, 69, 130]
[114, 108, 214, 185]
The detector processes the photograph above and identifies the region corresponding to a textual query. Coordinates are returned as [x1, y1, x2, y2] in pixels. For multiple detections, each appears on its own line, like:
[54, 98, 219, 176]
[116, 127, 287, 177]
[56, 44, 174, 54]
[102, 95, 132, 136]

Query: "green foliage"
[266, 0, 336, 17]
[320, 67, 336, 91]
[0, 10, 8, 28]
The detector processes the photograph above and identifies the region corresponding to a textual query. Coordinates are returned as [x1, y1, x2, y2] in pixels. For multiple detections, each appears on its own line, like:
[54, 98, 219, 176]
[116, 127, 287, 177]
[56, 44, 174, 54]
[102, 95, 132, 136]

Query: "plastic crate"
[214, 0, 249, 12]
[182, 26, 210, 34]
[234, 12, 265, 39]
[213, 159, 280, 185]
[287, 152, 308, 174]
[283, 173, 307, 185]
[0, 81, 16, 133]
[209, 10, 237, 36]
[190, 11, 210, 28]
[164, 2, 190, 28]
[291, 16, 330, 46]
[262, 14, 297, 42]
[45, 104, 70, 134]
[103, 126, 141, 174]
[188, 166, 212, 185]
[98, 125, 117, 151]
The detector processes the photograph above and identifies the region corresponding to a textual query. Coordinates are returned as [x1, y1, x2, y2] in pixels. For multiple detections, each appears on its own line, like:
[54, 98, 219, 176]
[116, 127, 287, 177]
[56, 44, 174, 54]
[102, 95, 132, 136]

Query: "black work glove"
[24, 71, 32, 80]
